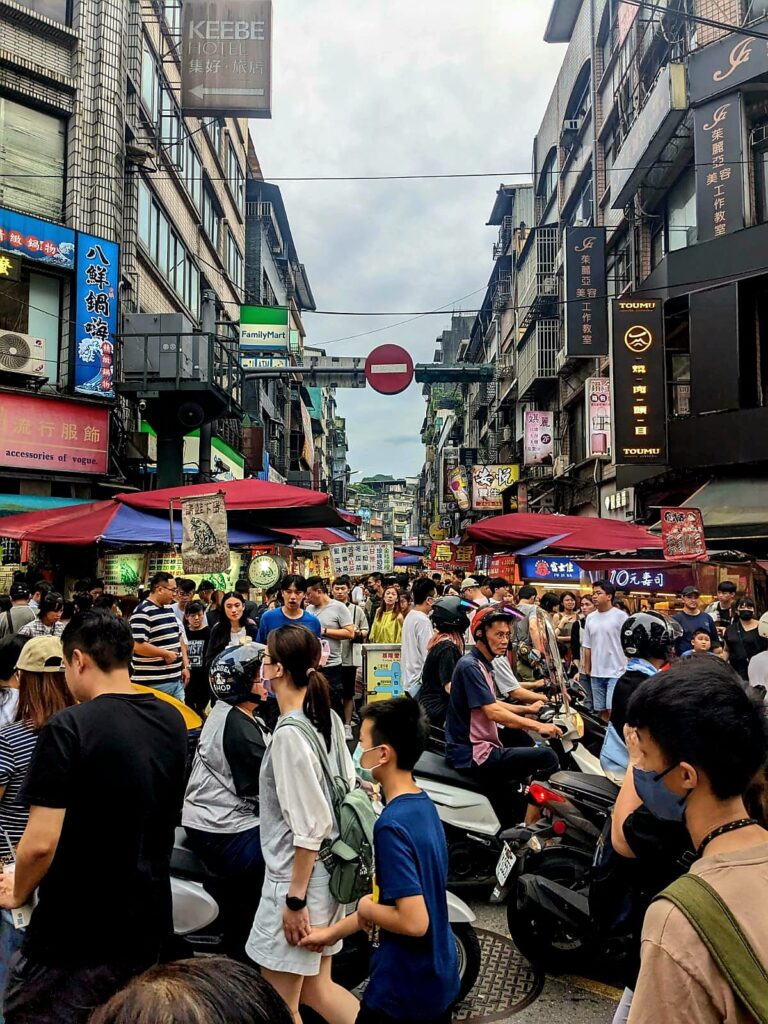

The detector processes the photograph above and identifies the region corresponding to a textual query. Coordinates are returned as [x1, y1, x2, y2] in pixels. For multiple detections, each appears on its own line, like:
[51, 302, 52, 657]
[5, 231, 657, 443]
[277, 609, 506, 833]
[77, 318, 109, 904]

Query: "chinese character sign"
[181, 492, 230, 574]
[564, 227, 608, 357]
[693, 93, 745, 242]
[362, 645, 404, 702]
[585, 377, 612, 459]
[611, 299, 667, 464]
[0, 394, 108, 474]
[660, 507, 708, 562]
[429, 542, 475, 569]
[330, 543, 394, 578]
[471, 464, 520, 510]
[74, 234, 119, 399]
[523, 411, 554, 466]
[0, 207, 75, 269]
[520, 556, 582, 582]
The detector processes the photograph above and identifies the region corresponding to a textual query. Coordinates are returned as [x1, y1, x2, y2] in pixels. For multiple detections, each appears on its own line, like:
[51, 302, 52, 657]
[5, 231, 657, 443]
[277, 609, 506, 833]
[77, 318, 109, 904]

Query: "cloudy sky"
[251, 1, 564, 478]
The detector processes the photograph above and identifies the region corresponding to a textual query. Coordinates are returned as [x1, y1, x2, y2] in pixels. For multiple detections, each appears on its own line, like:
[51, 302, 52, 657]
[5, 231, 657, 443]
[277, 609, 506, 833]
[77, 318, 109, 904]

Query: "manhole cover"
[453, 928, 543, 1022]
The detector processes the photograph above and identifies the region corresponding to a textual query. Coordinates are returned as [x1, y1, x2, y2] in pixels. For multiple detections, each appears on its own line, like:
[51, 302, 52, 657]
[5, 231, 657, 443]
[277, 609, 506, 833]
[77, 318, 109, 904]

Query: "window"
[752, 123, 768, 224]
[262, 270, 277, 306]
[537, 149, 558, 214]
[227, 142, 245, 213]
[0, 98, 65, 221]
[226, 229, 244, 291]
[14, 0, 69, 23]
[137, 179, 200, 317]
[651, 224, 665, 269]
[141, 41, 158, 119]
[202, 187, 220, 251]
[204, 118, 222, 159]
[666, 166, 696, 252]
[162, 0, 181, 41]
[607, 233, 631, 298]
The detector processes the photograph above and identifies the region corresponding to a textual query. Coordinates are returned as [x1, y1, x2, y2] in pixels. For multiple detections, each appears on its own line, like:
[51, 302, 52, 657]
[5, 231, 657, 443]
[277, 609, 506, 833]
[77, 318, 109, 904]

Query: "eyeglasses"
[160, 586, 178, 594]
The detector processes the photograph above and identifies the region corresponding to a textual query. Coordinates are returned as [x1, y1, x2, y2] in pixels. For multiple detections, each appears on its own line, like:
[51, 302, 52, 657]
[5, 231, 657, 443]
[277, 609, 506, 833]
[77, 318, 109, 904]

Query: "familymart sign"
[239, 304, 289, 355]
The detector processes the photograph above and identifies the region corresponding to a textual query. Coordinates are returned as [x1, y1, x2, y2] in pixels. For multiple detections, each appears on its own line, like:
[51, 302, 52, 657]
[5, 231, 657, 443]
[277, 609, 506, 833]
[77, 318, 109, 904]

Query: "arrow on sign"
[188, 85, 266, 98]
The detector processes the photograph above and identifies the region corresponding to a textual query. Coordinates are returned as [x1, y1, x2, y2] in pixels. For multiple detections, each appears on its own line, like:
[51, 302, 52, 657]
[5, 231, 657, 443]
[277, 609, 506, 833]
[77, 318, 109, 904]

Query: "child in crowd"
[682, 627, 715, 657]
[300, 697, 458, 1024]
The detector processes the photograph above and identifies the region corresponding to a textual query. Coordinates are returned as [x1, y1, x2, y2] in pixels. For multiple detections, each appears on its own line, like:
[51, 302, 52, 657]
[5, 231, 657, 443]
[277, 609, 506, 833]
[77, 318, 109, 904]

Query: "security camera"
[138, 399, 147, 412]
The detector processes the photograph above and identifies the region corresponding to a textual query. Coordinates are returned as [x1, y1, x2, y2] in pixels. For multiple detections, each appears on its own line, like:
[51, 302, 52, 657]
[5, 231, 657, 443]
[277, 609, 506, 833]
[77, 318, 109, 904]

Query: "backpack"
[277, 715, 377, 904]
[655, 873, 768, 1023]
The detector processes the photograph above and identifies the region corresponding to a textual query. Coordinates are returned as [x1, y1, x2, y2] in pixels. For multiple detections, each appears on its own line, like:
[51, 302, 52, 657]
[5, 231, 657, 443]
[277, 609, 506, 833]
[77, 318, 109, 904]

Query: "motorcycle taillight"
[528, 782, 567, 806]
[552, 819, 567, 836]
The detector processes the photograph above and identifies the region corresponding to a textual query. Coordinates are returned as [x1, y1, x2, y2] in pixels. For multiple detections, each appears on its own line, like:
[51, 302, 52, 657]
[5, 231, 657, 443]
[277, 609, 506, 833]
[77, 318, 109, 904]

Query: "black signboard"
[693, 92, 745, 243]
[689, 27, 768, 105]
[611, 298, 667, 464]
[564, 226, 609, 357]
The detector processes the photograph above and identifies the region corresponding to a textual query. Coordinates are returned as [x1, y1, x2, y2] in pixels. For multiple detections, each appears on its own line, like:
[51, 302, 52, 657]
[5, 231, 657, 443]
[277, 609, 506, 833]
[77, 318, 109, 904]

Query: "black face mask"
[739, 609, 755, 621]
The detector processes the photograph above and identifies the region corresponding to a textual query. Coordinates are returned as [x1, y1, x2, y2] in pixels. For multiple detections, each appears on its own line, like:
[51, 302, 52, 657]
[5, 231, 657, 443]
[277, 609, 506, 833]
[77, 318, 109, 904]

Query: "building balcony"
[517, 319, 560, 400]
[518, 226, 559, 330]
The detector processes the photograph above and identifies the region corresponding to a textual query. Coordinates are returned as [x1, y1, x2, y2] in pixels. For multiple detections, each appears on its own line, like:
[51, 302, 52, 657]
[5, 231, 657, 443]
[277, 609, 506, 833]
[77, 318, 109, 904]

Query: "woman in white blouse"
[246, 624, 358, 1024]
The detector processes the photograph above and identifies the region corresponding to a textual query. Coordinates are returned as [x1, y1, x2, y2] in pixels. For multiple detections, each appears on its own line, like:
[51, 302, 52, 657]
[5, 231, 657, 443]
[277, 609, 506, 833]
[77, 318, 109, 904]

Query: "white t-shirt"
[401, 609, 433, 690]
[351, 585, 366, 606]
[582, 607, 628, 678]
[748, 650, 768, 699]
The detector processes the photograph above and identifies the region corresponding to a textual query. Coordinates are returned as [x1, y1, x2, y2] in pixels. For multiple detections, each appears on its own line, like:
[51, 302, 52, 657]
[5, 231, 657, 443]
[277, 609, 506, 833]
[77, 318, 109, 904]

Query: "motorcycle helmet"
[621, 611, 682, 660]
[470, 604, 518, 642]
[209, 642, 267, 705]
[759, 612, 768, 640]
[430, 596, 470, 634]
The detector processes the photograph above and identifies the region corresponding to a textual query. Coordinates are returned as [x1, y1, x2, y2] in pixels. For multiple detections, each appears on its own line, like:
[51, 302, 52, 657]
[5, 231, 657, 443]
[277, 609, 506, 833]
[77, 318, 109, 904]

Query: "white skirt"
[246, 872, 345, 976]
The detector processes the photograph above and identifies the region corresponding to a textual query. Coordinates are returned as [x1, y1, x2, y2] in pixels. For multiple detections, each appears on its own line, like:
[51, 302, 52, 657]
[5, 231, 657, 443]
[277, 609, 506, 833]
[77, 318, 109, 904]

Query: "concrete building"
[348, 475, 418, 545]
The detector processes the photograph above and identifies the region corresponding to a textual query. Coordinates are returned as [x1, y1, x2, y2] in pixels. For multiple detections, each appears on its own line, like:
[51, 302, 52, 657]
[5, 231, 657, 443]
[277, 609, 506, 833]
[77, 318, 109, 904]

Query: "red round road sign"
[364, 344, 414, 395]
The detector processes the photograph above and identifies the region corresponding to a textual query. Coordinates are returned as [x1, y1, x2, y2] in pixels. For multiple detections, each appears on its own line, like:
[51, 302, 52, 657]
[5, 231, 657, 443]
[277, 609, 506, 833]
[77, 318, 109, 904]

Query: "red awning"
[0, 501, 117, 545]
[467, 512, 660, 553]
[287, 528, 358, 545]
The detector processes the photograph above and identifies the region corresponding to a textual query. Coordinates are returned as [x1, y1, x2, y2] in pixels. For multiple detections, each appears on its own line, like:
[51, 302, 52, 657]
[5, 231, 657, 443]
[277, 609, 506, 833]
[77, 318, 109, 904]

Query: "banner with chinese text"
[74, 234, 119, 399]
[0, 394, 108, 475]
[181, 492, 230, 574]
[585, 377, 612, 459]
[523, 411, 554, 465]
[330, 543, 394, 577]
[429, 542, 476, 569]
[660, 507, 708, 562]
[470, 464, 519, 511]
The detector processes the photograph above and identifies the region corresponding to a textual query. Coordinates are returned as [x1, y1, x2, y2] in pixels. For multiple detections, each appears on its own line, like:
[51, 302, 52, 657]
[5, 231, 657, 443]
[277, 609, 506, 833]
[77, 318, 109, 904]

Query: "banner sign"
[362, 645, 404, 702]
[74, 234, 119, 399]
[689, 24, 768, 105]
[180, 0, 272, 117]
[440, 449, 459, 511]
[564, 226, 608, 357]
[520, 556, 581, 582]
[0, 206, 75, 269]
[523, 410, 554, 465]
[447, 464, 470, 511]
[660, 507, 708, 562]
[239, 305, 289, 353]
[471, 464, 519, 511]
[693, 92, 745, 242]
[330, 542, 394, 577]
[430, 542, 475, 568]
[611, 298, 667, 464]
[488, 554, 519, 582]
[585, 564, 692, 593]
[308, 549, 334, 579]
[0, 394, 108, 475]
[181, 491, 230, 574]
[585, 377, 612, 459]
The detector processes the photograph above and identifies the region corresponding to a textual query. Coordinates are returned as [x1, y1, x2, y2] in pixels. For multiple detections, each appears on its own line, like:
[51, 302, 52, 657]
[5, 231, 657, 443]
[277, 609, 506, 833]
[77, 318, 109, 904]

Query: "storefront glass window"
[666, 166, 696, 252]
[0, 99, 65, 221]
[15, 0, 70, 25]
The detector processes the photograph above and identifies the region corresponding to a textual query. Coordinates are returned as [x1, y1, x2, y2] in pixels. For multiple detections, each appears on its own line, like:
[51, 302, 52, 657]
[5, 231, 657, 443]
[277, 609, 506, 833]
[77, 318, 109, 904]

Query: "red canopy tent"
[466, 512, 660, 553]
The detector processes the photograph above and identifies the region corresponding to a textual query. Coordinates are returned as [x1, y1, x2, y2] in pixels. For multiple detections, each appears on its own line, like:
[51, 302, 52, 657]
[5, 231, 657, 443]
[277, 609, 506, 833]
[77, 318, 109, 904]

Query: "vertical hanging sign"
[74, 234, 119, 399]
[693, 93, 745, 242]
[611, 298, 667, 464]
[585, 377, 612, 459]
[564, 226, 608, 356]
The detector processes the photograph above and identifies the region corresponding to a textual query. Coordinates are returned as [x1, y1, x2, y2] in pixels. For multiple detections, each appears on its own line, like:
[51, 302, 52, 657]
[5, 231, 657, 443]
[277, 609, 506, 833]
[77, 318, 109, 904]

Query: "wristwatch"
[285, 894, 307, 911]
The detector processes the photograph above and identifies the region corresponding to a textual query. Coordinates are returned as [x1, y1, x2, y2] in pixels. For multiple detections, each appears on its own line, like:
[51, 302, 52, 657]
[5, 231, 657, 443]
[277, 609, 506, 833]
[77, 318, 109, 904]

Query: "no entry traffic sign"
[364, 344, 414, 395]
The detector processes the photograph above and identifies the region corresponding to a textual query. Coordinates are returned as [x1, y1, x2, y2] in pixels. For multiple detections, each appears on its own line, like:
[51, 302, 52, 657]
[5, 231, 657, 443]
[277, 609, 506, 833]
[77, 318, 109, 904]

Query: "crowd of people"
[0, 565, 761, 1024]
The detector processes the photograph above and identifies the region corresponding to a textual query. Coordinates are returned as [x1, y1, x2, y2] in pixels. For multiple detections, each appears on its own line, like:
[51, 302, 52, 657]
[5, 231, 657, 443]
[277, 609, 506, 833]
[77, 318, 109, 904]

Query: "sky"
[250, 1, 565, 478]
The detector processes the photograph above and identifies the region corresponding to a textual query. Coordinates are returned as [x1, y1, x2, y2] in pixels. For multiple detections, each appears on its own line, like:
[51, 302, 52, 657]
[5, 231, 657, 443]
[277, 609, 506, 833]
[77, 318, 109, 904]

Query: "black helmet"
[621, 612, 682, 660]
[209, 642, 267, 705]
[430, 596, 470, 634]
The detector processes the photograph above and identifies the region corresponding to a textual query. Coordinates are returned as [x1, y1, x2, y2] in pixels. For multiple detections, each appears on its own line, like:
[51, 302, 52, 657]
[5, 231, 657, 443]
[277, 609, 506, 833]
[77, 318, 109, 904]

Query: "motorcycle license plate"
[495, 842, 517, 886]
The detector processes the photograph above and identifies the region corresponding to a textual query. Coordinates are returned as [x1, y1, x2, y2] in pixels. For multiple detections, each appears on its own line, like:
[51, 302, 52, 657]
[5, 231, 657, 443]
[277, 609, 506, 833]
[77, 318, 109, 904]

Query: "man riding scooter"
[445, 606, 561, 822]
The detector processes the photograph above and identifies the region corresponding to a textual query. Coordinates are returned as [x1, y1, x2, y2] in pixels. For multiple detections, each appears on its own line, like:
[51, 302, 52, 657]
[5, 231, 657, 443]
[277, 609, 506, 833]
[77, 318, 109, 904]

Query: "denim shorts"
[590, 675, 619, 712]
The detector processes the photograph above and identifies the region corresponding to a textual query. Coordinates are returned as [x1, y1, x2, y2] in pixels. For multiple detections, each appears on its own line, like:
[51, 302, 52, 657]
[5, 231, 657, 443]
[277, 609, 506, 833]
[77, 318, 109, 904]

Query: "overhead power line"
[619, 0, 768, 42]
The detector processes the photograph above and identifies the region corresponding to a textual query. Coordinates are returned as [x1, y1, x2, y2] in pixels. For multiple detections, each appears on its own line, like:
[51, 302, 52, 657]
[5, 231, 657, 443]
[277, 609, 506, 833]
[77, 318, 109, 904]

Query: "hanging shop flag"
[74, 234, 119, 399]
[523, 410, 554, 465]
[564, 226, 608, 357]
[693, 92, 745, 243]
[331, 543, 394, 577]
[585, 377, 612, 459]
[611, 298, 667, 464]
[471, 465, 520, 511]
[660, 507, 708, 562]
[180, 491, 230, 574]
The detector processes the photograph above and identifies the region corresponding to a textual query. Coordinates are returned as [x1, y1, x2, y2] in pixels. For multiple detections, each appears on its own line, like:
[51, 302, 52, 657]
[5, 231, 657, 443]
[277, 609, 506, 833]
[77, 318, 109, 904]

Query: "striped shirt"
[19, 619, 65, 638]
[130, 599, 182, 687]
[0, 721, 39, 850]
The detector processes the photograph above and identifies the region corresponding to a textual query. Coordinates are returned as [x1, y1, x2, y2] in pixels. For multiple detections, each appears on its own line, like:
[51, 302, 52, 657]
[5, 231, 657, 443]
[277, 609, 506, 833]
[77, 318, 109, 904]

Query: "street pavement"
[468, 899, 620, 1023]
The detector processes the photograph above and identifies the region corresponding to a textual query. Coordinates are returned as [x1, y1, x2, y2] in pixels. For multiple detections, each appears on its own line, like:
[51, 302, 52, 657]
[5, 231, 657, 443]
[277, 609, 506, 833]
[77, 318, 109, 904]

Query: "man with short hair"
[401, 578, 437, 693]
[256, 574, 321, 643]
[706, 580, 738, 646]
[171, 578, 200, 626]
[673, 586, 721, 657]
[0, 583, 36, 638]
[304, 575, 354, 719]
[28, 581, 51, 613]
[582, 580, 627, 722]
[130, 573, 189, 702]
[332, 577, 369, 736]
[513, 585, 541, 683]
[88, 578, 105, 602]
[459, 577, 488, 609]
[366, 573, 385, 620]
[625, 658, 768, 1024]
[0, 609, 187, 1024]
[197, 580, 215, 611]
[489, 578, 513, 604]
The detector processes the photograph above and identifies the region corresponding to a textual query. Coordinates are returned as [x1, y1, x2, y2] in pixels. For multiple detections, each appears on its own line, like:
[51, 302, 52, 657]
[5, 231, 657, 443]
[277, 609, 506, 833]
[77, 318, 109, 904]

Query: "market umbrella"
[116, 479, 346, 528]
[466, 512, 660, 554]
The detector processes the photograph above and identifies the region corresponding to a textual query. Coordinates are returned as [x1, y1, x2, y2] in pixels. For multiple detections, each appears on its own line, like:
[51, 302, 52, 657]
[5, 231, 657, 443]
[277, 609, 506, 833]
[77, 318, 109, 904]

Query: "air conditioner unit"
[0, 333, 46, 379]
[562, 118, 582, 134]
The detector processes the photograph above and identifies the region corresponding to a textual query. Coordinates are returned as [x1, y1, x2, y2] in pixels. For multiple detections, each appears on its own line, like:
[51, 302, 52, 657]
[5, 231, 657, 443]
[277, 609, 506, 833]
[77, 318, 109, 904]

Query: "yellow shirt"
[369, 611, 403, 644]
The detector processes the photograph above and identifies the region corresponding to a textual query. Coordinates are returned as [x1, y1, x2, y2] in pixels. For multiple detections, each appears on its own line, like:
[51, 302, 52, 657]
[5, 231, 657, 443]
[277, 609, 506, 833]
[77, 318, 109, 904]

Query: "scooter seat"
[171, 826, 219, 880]
[548, 770, 620, 805]
[415, 750, 492, 796]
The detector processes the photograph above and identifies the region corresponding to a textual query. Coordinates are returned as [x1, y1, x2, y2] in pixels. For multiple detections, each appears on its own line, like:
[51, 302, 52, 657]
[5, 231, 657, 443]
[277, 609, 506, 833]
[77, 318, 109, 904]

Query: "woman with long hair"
[247, 626, 358, 1024]
[554, 591, 579, 659]
[206, 592, 259, 665]
[0, 636, 74, 1004]
[0, 636, 27, 730]
[724, 595, 766, 680]
[369, 585, 403, 644]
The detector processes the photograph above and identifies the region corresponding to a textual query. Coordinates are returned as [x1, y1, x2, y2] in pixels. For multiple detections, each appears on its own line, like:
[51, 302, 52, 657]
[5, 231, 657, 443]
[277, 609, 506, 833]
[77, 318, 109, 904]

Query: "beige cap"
[16, 636, 65, 674]
[460, 577, 480, 591]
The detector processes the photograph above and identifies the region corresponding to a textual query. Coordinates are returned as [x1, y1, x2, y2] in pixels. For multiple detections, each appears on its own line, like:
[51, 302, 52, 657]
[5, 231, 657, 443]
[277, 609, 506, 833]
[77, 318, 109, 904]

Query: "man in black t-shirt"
[0, 609, 187, 1024]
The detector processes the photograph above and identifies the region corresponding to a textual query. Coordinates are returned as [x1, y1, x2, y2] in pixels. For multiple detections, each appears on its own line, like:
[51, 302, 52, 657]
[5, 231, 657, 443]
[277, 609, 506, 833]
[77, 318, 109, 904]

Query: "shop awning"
[677, 478, 768, 541]
[0, 495, 93, 517]
[285, 528, 359, 546]
[466, 512, 660, 553]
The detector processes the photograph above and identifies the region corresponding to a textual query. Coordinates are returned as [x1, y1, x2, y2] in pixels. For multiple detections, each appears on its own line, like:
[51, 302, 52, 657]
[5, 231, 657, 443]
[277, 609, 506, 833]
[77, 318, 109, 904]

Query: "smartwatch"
[285, 894, 307, 912]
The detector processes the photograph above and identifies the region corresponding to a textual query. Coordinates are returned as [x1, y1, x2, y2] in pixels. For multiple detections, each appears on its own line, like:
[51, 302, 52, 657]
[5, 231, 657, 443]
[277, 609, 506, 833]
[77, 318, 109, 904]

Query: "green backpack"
[655, 873, 768, 1024]
[278, 716, 377, 905]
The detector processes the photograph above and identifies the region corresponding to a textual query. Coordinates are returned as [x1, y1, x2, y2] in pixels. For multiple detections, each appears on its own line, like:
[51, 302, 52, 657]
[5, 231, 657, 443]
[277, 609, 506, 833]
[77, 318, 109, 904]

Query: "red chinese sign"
[660, 507, 708, 563]
[429, 542, 476, 569]
[488, 554, 520, 583]
[0, 394, 109, 475]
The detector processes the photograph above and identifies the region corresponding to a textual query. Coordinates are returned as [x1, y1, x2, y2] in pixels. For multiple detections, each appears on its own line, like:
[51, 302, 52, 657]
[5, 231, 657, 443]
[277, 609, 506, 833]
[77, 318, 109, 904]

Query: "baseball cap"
[16, 636, 64, 673]
[460, 578, 480, 591]
[681, 586, 700, 597]
[9, 582, 29, 600]
[717, 580, 737, 593]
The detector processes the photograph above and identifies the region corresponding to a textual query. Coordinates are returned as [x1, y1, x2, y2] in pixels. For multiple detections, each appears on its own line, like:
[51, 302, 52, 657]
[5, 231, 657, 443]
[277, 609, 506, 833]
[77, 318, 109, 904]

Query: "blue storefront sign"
[520, 556, 582, 582]
[0, 207, 75, 269]
[74, 233, 119, 399]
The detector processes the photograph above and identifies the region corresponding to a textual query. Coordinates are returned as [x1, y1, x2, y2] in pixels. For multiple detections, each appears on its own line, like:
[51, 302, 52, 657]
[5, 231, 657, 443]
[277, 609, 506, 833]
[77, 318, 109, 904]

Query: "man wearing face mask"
[612, 658, 768, 1024]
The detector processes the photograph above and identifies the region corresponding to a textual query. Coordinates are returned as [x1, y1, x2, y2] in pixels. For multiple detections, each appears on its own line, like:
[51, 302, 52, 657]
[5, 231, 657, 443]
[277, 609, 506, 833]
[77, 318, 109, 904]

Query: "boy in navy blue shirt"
[301, 697, 459, 1024]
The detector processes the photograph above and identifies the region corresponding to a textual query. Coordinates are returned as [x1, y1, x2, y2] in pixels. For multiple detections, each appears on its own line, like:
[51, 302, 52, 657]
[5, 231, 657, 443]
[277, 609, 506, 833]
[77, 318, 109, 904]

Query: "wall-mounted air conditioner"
[0, 333, 46, 379]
